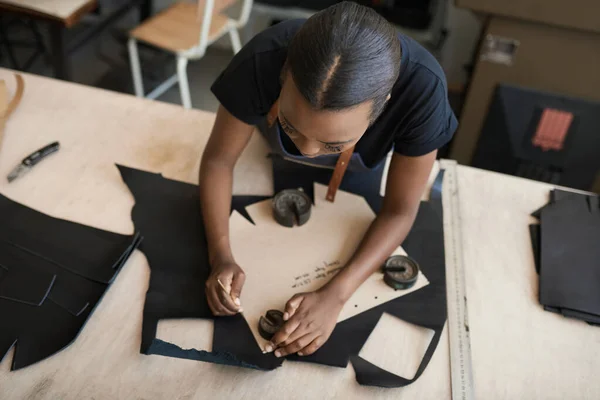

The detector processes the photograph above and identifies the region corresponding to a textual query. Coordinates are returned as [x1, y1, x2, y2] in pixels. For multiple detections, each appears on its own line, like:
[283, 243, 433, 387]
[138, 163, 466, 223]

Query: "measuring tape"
[440, 160, 475, 400]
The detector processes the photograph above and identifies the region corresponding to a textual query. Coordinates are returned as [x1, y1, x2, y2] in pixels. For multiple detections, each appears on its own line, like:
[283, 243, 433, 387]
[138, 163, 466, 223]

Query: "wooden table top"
[0, 0, 97, 27]
[0, 69, 598, 399]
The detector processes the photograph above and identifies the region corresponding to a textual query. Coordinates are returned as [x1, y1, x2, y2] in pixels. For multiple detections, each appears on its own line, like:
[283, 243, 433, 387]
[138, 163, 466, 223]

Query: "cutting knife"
[7, 141, 60, 183]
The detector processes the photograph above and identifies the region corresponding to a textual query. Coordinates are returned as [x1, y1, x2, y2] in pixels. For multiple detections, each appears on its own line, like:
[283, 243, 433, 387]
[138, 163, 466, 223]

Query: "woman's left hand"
[266, 288, 345, 357]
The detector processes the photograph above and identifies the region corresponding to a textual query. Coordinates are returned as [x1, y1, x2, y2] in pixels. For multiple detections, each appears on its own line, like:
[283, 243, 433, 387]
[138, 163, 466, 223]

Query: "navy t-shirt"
[211, 19, 458, 168]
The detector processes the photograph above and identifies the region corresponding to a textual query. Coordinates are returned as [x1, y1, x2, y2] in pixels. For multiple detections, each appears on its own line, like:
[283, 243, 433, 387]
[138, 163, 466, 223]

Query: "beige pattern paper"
[230, 183, 429, 350]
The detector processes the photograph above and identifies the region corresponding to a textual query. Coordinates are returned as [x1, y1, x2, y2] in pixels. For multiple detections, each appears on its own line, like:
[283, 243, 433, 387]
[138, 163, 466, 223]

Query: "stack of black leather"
[0, 193, 140, 370]
[530, 189, 600, 325]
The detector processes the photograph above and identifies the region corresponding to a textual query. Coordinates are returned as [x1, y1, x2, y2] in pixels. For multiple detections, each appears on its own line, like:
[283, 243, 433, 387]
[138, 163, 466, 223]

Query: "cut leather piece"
[47, 279, 91, 317]
[285, 307, 382, 368]
[351, 328, 444, 388]
[8, 299, 87, 370]
[531, 189, 598, 219]
[348, 182, 446, 387]
[534, 190, 600, 326]
[0, 195, 138, 284]
[0, 227, 132, 285]
[0, 257, 56, 306]
[212, 314, 283, 370]
[0, 193, 140, 370]
[117, 165, 277, 369]
[560, 308, 600, 324]
[543, 305, 562, 314]
[148, 338, 269, 370]
[542, 305, 600, 326]
[118, 163, 446, 387]
[529, 224, 541, 274]
[539, 194, 600, 316]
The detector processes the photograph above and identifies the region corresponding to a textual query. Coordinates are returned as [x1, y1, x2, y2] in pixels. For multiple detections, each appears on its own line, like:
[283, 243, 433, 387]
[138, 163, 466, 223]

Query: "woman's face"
[278, 72, 372, 158]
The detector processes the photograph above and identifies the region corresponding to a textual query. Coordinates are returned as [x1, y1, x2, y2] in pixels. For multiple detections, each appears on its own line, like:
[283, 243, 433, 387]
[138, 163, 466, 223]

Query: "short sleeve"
[210, 21, 296, 126]
[210, 57, 265, 126]
[393, 75, 458, 157]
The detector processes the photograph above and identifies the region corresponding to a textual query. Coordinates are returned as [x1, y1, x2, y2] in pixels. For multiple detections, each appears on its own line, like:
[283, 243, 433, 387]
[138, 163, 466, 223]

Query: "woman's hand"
[205, 261, 245, 316]
[266, 287, 345, 357]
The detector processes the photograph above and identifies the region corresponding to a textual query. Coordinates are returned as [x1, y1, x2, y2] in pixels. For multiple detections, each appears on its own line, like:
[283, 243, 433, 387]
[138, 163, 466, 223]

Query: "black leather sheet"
[119, 162, 447, 388]
[530, 189, 600, 326]
[0, 193, 140, 370]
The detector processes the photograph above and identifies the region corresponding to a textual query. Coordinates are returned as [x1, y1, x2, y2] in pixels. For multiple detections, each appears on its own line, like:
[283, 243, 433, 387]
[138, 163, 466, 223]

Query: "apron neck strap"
[326, 145, 355, 202]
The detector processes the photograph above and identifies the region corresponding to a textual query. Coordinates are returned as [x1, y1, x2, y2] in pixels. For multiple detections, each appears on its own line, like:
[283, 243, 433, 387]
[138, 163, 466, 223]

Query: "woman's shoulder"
[397, 34, 447, 88]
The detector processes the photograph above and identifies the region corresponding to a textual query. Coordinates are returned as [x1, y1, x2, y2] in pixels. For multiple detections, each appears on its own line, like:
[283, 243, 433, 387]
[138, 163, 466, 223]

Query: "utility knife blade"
[7, 141, 60, 183]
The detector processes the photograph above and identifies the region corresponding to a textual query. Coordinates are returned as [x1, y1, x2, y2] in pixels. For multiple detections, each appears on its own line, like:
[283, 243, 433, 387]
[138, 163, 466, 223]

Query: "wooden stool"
[127, 0, 253, 109]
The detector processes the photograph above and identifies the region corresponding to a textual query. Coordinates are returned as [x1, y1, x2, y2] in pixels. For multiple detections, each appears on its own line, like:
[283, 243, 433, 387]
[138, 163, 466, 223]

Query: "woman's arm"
[327, 150, 437, 301]
[199, 105, 255, 316]
[268, 150, 437, 357]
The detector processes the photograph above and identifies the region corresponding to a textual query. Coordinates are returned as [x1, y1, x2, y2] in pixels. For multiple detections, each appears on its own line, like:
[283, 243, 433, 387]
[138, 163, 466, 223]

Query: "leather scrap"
[118, 164, 447, 388]
[0, 191, 140, 370]
[531, 189, 600, 326]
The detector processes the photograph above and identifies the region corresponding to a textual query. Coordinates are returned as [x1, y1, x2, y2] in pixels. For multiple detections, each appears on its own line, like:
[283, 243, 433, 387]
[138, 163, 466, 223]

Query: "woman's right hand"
[205, 260, 245, 316]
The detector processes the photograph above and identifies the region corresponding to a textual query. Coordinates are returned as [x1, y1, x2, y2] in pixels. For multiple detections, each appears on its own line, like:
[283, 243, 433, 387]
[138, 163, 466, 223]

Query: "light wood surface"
[456, 166, 600, 399]
[0, 69, 598, 399]
[0, 70, 450, 399]
[131, 2, 229, 52]
[0, 0, 96, 27]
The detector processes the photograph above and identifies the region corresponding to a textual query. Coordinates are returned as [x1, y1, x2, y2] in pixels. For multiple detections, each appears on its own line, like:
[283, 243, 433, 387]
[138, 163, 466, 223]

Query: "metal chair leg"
[176, 56, 191, 109]
[128, 38, 144, 97]
[228, 27, 242, 54]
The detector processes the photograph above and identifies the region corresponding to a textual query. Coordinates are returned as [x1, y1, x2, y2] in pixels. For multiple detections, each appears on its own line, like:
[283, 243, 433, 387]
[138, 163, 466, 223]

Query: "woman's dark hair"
[285, 1, 401, 122]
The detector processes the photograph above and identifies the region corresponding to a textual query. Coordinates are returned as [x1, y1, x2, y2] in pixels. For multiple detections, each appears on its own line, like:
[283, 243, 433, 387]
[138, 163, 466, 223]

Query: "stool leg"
[128, 38, 144, 97]
[177, 56, 191, 109]
[228, 28, 242, 54]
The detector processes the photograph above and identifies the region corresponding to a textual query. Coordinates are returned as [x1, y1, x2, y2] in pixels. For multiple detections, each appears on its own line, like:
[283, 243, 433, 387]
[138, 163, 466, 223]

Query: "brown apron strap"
[0, 74, 25, 153]
[326, 145, 355, 202]
[267, 98, 354, 203]
[3, 74, 25, 120]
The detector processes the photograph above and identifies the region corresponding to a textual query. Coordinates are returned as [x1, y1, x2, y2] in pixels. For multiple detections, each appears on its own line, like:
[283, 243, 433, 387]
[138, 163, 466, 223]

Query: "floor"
[0, 0, 233, 113]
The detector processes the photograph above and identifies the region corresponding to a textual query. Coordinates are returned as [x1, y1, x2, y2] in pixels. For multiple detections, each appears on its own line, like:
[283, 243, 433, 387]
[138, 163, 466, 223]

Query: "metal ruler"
[440, 160, 474, 400]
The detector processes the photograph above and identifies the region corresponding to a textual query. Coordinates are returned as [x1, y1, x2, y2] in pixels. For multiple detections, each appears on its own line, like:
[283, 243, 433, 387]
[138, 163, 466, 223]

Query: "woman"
[200, 2, 457, 358]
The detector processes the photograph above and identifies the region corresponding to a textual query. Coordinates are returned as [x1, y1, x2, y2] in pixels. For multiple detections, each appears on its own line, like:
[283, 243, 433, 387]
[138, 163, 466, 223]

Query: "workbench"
[0, 0, 152, 80]
[0, 69, 598, 399]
